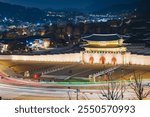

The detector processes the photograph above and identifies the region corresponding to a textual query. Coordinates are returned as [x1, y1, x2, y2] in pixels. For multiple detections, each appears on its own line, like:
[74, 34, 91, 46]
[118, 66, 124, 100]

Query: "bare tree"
[130, 74, 150, 100]
[100, 74, 126, 100]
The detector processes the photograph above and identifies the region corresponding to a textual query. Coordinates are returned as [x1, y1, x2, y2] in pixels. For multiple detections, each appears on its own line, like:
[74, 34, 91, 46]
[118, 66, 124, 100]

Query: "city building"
[0, 42, 8, 53]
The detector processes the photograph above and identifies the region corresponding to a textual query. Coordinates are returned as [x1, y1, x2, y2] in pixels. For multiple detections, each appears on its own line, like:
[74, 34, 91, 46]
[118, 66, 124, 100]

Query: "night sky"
[0, 0, 139, 9]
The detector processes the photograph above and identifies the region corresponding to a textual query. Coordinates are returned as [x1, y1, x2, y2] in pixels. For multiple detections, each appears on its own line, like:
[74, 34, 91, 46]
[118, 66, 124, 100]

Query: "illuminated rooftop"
[82, 34, 122, 41]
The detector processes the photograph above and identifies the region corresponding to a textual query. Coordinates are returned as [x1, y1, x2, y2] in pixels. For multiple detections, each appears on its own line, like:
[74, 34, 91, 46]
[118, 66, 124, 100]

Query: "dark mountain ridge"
[0, 2, 45, 22]
[0, 0, 149, 23]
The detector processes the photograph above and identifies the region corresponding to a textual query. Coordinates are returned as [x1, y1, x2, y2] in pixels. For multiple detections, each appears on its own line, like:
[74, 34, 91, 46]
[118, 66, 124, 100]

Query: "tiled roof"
[82, 34, 121, 41]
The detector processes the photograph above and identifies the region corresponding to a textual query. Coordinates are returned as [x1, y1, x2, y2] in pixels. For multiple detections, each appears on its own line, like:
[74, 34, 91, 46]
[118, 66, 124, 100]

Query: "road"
[0, 81, 149, 100]
[0, 75, 150, 100]
[0, 82, 109, 100]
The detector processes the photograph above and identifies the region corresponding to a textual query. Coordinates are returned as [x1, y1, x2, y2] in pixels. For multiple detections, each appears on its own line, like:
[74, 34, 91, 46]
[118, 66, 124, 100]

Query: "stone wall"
[0, 52, 150, 65]
[0, 53, 82, 62]
[125, 53, 150, 65]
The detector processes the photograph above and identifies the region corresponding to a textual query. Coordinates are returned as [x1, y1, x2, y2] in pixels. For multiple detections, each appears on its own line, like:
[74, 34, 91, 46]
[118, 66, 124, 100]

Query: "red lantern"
[34, 73, 38, 79]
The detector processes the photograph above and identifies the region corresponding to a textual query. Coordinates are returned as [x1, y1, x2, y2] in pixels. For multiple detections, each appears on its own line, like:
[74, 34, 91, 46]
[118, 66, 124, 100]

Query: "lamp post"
[68, 34, 71, 42]
[76, 88, 80, 100]
[121, 68, 124, 79]
[68, 87, 71, 100]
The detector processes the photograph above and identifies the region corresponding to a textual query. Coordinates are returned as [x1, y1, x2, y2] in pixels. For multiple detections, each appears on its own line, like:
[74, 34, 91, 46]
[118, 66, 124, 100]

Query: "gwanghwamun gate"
[0, 34, 150, 65]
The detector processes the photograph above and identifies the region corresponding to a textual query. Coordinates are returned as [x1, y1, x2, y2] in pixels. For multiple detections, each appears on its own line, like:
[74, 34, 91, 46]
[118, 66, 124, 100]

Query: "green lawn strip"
[41, 78, 150, 85]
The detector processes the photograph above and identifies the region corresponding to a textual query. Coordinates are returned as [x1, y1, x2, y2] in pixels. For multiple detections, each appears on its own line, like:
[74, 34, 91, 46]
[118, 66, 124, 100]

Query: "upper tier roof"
[82, 34, 122, 41]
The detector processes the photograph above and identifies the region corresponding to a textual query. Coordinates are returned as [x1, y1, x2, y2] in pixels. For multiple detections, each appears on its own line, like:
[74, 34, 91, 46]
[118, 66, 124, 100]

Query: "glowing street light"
[68, 34, 71, 42]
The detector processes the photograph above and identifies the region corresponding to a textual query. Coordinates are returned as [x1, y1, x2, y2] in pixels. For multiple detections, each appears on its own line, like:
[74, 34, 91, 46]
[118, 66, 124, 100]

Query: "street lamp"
[121, 68, 124, 79]
[68, 34, 71, 42]
[76, 88, 80, 100]
[67, 87, 71, 100]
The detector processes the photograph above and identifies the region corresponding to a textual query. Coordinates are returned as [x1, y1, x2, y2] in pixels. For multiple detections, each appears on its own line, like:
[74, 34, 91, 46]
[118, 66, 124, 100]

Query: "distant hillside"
[101, 3, 136, 13]
[87, 0, 150, 19]
[0, 2, 45, 22]
[88, 3, 137, 14]
[137, 0, 150, 18]
[0, 1, 149, 23]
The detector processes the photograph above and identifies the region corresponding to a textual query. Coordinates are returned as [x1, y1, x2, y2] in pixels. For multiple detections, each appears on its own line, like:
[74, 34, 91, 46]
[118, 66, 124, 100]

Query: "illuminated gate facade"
[111, 57, 117, 65]
[100, 56, 106, 64]
[89, 56, 94, 64]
